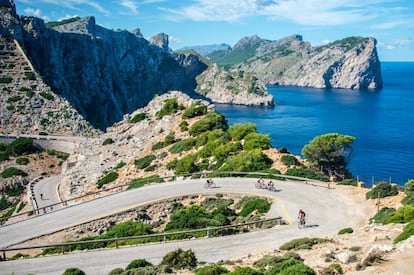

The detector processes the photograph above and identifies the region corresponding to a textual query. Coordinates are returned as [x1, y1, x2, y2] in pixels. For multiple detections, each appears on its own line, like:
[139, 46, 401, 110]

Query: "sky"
[15, 0, 414, 61]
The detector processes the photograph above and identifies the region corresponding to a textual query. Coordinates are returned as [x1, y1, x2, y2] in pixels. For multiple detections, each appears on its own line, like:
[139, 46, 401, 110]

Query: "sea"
[215, 62, 414, 186]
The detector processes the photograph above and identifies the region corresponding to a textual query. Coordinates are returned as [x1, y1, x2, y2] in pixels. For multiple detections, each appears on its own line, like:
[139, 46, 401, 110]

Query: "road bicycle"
[204, 179, 216, 188]
[298, 217, 306, 229]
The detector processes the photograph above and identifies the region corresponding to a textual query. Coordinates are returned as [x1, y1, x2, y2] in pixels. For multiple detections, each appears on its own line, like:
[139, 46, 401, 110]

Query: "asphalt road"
[0, 178, 363, 274]
[33, 175, 62, 214]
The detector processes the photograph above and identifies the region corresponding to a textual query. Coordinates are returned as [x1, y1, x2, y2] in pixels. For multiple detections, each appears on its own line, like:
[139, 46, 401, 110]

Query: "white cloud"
[120, 0, 138, 14]
[23, 8, 50, 20]
[28, 0, 110, 16]
[378, 38, 414, 51]
[161, 0, 399, 26]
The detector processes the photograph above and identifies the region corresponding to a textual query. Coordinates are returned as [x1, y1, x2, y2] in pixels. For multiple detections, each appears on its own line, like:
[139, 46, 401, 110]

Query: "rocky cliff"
[208, 35, 383, 90]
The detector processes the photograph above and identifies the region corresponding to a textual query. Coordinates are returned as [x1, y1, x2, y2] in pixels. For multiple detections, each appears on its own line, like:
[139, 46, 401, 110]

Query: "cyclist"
[206, 178, 213, 187]
[298, 209, 306, 226]
[267, 180, 274, 190]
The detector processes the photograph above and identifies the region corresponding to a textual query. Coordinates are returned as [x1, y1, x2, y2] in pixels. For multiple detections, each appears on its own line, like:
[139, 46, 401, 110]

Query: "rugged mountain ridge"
[207, 34, 383, 90]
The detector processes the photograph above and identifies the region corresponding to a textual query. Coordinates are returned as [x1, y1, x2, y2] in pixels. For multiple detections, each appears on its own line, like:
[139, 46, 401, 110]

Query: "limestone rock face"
[208, 35, 383, 90]
[149, 33, 169, 51]
[196, 64, 274, 107]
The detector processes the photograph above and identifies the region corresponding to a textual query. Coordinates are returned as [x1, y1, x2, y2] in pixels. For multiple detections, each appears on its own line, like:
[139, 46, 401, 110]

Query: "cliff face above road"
[207, 34, 383, 90]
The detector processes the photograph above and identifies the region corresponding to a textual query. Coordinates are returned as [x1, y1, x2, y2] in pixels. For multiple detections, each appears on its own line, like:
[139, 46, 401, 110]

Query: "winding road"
[0, 177, 364, 275]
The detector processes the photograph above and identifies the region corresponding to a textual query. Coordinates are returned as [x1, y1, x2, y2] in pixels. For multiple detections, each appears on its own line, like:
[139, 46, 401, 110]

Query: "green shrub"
[169, 138, 196, 154]
[105, 221, 153, 238]
[96, 171, 118, 188]
[45, 17, 80, 27]
[253, 253, 302, 269]
[0, 197, 12, 210]
[370, 207, 396, 224]
[114, 161, 125, 169]
[266, 258, 316, 275]
[130, 112, 147, 123]
[7, 137, 39, 156]
[285, 167, 329, 182]
[402, 192, 414, 207]
[172, 154, 199, 175]
[164, 131, 177, 146]
[195, 264, 229, 275]
[152, 141, 165, 151]
[228, 267, 262, 274]
[127, 175, 164, 190]
[107, 268, 124, 275]
[189, 112, 228, 136]
[134, 155, 156, 169]
[228, 123, 256, 141]
[156, 97, 184, 118]
[1, 167, 28, 178]
[125, 259, 153, 270]
[278, 147, 289, 153]
[366, 183, 399, 199]
[281, 155, 299, 166]
[349, 246, 362, 251]
[387, 205, 414, 224]
[7, 95, 22, 103]
[338, 227, 354, 235]
[182, 101, 207, 119]
[243, 133, 271, 150]
[404, 179, 414, 194]
[39, 91, 54, 100]
[180, 120, 189, 131]
[336, 179, 358, 186]
[0, 76, 13, 84]
[62, 267, 85, 275]
[320, 263, 343, 275]
[24, 71, 36, 80]
[15, 157, 29, 165]
[161, 248, 197, 270]
[6, 186, 24, 197]
[239, 198, 270, 217]
[280, 238, 331, 251]
[102, 138, 114, 145]
[0, 151, 9, 161]
[220, 149, 272, 172]
[46, 149, 69, 160]
[394, 221, 414, 243]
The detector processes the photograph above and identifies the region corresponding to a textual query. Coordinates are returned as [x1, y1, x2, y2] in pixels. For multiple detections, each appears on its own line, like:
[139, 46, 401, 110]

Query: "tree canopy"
[301, 133, 355, 177]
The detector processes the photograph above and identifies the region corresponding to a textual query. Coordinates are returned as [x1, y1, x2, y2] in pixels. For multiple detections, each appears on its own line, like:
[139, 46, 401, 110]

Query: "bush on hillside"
[182, 101, 207, 119]
[369, 207, 396, 224]
[125, 259, 153, 270]
[160, 248, 197, 270]
[169, 138, 196, 154]
[96, 171, 118, 188]
[7, 137, 39, 156]
[127, 175, 164, 190]
[15, 157, 29, 165]
[102, 138, 114, 145]
[404, 179, 414, 194]
[239, 198, 270, 217]
[386, 205, 414, 224]
[285, 167, 329, 182]
[228, 266, 262, 275]
[189, 112, 228, 136]
[366, 183, 399, 199]
[62, 267, 86, 275]
[281, 155, 299, 166]
[402, 192, 414, 207]
[0, 197, 12, 211]
[243, 133, 271, 150]
[171, 154, 199, 175]
[394, 221, 414, 243]
[219, 149, 272, 172]
[195, 264, 229, 275]
[0, 167, 28, 178]
[280, 238, 331, 251]
[338, 227, 354, 235]
[129, 112, 147, 123]
[156, 97, 184, 118]
[228, 123, 256, 141]
[134, 155, 156, 169]
[336, 179, 358, 186]
[253, 253, 302, 269]
[265, 258, 316, 275]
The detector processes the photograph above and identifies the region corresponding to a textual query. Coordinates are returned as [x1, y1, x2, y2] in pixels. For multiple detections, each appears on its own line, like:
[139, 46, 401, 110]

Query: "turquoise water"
[215, 62, 414, 185]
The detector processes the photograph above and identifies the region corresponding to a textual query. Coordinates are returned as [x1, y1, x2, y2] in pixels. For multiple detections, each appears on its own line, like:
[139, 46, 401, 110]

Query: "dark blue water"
[215, 62, 414, 185]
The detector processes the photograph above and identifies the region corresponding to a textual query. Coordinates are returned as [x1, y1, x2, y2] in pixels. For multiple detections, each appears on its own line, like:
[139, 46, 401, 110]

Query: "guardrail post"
[115, 239, 118, 248]
[164, 235, 166, 242]
[207, 229, 210, 238]
[61, 245, 65, 254]
[2, 250, 5, 261]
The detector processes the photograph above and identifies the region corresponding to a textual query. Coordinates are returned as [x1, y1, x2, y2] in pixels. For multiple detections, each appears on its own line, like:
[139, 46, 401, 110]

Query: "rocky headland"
[207, 34, 383, 90]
